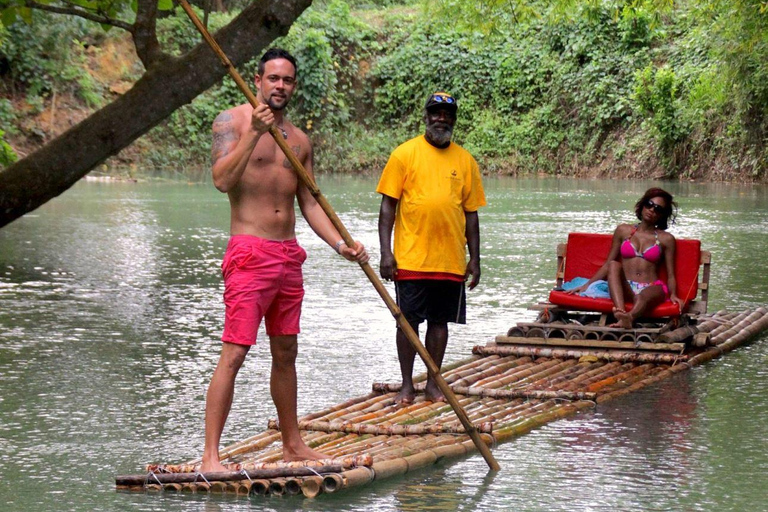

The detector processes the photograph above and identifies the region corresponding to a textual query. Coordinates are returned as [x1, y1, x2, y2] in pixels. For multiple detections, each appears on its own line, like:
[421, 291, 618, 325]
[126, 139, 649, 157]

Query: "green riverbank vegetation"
[1, 0, 767, 181]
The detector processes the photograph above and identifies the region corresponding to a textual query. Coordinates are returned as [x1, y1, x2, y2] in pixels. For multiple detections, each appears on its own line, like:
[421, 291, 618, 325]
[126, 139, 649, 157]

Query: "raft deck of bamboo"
[116, 307, 768, 498]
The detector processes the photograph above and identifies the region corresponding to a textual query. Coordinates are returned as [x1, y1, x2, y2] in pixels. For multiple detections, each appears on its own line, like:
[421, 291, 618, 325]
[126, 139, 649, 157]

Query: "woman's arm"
[661, 232, 684, 310]
[565, 225, 626, 294]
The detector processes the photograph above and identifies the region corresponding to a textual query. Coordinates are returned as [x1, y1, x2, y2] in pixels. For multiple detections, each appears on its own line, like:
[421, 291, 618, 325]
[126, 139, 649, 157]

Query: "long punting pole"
[177, 0, 499, 471]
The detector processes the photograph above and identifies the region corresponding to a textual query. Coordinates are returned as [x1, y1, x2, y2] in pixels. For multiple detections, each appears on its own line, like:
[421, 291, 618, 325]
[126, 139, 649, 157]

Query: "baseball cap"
[425, 92, 457, 112]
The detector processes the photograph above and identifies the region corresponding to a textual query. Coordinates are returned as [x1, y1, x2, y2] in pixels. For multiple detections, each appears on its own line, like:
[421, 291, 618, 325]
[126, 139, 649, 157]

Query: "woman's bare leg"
[607, 261, 634, 313]
[613, 285, 666, 328]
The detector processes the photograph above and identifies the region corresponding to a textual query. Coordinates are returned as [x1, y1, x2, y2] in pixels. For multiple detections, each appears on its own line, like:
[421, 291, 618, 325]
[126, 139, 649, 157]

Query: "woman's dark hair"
[635, 187, 677, 230]
[257, 48, 298, 77]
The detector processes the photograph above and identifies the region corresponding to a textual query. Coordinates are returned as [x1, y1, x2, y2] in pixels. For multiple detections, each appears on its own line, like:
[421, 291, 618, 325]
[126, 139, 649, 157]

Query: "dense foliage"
[1, 0, 767, 179]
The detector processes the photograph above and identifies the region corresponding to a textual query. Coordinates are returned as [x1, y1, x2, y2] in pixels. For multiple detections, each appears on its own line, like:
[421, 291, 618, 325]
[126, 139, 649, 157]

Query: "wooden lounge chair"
[501, 233, 711, 351]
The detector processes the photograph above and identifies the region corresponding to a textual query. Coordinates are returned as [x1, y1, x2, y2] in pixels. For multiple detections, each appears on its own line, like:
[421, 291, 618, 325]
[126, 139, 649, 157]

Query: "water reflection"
[0, 177, 767, 511]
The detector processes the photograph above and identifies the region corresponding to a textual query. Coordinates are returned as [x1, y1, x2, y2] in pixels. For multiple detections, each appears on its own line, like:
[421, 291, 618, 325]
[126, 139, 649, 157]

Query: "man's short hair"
[258, 48, 298, 77]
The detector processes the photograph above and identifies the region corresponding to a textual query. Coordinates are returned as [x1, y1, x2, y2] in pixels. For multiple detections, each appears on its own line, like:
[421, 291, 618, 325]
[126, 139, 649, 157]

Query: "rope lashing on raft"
[193, 471, 211, 485]
[145, 470, 163, 486]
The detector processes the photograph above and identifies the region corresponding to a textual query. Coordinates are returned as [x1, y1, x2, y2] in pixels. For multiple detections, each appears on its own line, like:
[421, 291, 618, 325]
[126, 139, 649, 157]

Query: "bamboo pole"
[321, 473, 345, 493]
[563, 361, 620, 386]
[177, 0, 498, 470]
[147, 454, 372, 474]
[231, 481, 248, 495]
[506, 326, 528, 337]
[561, 363, 634, 390]
[709, 310, 751, 339]
[493, 335, 685, 352]
[524, 361, 589, 389]
[584, 364, 657, 393]
[473, 345, 688, 364]
[371, 383, 595, 402]
[492, 400, 597, 443]
[268, 418, 493, 435]
[268, 478, 287, 496]
[711, 308, 767, 344]
[208, 481, 228, 493]
[657, 325, 699, 343]
[341, 467, 375, 488]
[299, 392, 379, 422]
[517, 321, 664, 334]
[250, 480, 269, 495]
[116, 464, 346, 487]
[470, 358, 535, 386]
[284, 478, 303, 495]
[547, 328, 567, 339]
[300, 476, 324, 498]
[504, 360, 577, 389]
[453, 358, 534, 387]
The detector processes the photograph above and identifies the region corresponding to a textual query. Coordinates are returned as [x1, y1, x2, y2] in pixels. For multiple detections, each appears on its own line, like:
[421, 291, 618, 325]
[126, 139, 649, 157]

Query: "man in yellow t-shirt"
[377, 91, 486, 405]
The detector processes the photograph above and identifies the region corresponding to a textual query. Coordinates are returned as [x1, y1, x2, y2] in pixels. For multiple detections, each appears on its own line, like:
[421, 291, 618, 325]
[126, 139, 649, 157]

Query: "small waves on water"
[0, 177, 767, 511]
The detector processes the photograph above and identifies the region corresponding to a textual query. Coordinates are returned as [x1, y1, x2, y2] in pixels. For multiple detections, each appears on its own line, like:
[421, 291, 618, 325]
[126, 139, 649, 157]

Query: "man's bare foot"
[609, 310, 633, 329]
[283, 443, 328, 462]
[395, 387, 415, 406]
[200, 458, 229, 473]
[424, 381, 446, 403]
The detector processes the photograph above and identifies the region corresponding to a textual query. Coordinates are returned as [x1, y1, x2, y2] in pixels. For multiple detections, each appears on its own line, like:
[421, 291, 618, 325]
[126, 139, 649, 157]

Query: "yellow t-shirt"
[376, 135, 486, 275]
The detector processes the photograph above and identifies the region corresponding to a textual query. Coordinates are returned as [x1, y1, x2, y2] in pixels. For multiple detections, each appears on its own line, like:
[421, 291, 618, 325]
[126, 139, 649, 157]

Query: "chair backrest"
[563, 232, 701, 302]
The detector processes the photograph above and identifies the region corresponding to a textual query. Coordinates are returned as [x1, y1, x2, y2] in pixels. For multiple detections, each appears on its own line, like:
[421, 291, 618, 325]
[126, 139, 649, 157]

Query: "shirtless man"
[200, 48, 368, 471]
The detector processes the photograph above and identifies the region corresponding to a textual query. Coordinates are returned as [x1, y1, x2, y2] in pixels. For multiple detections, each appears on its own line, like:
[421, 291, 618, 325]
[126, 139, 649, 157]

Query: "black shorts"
[395, 279, 466, 326]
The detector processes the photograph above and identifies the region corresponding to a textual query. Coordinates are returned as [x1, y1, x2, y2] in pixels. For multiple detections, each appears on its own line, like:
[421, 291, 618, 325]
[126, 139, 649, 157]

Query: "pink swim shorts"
[221, 235, 307, 345]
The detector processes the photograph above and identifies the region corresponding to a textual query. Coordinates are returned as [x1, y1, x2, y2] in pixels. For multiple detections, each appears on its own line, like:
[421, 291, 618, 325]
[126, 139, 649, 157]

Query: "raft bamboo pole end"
[322, 473, 345, 493]
[249, 479, 269, 496]
[268, 478, 287, 496]
[284, 478, 303, 495]
[208, 481, 228, 493]
[300, 476, 324, 498]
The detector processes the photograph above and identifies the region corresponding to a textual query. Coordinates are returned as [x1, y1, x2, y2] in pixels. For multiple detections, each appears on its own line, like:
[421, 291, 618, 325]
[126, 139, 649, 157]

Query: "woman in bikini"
[566, 188, 684, 328]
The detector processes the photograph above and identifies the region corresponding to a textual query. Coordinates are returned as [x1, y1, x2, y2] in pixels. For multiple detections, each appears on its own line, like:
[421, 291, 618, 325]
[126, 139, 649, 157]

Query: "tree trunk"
[0, 0, 312, 228]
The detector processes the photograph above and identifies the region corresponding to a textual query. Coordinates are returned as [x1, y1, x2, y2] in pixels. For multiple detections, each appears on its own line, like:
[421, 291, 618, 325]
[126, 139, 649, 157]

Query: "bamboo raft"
[116, 306, 768, 498]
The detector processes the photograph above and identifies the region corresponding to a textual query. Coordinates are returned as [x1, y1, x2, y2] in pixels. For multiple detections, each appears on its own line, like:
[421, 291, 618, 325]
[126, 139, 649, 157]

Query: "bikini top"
[620, 226, 663, 263]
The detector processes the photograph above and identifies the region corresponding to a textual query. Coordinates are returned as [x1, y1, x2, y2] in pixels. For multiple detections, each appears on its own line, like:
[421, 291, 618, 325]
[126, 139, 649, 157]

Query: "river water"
[1, 176, 767, 511]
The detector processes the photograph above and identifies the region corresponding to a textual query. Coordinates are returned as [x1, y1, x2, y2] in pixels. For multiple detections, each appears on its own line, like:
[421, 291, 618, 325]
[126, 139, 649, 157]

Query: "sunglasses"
[430, 94, 456, 104]
[644, 199, 665, 214]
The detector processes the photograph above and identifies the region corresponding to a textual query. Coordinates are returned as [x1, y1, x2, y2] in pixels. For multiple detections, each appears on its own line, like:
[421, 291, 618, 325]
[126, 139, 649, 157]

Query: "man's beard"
[426, 123, 453, 147]
[266, 94, 288, 111]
